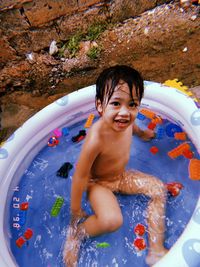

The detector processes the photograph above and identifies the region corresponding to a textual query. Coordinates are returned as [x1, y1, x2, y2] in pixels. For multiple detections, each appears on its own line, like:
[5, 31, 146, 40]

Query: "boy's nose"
[118, 106, 129, 116]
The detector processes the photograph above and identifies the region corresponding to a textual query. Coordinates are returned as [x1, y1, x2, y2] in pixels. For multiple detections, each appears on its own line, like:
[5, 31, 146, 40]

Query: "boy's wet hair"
[96, 65, 144, 106]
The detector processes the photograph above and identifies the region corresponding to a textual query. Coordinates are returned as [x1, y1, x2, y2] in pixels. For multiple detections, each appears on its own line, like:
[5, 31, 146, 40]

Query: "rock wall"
[0, 0, 169, 94]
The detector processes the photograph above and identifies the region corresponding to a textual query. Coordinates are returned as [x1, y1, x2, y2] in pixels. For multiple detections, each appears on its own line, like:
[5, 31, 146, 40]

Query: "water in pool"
[9, 111, 200, 267]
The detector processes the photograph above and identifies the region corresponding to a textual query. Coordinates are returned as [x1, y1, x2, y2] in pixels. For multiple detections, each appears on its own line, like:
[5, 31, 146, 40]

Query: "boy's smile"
[97, 81, 139, 132]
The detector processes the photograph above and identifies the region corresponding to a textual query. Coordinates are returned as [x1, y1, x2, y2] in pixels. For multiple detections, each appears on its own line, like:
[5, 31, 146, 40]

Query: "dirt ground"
[0, 1, 200, 142]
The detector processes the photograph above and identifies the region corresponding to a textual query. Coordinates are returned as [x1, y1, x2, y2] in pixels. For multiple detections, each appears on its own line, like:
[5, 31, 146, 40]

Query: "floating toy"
[136, 112, 146, 121]
[189, 159, 200, 180]
[24, 228, 33, 240]
[51, 197, 64, 217]
[16, 236, 26, 248]
[71, 130, 86, 143]
[16, 228, 33, 248]
[96, 242, 110, 248]
[84, 113, 95, 128]
[166, 123, 183, 138]
[56, 162, 73, 178]
[139, 109, 155, 119]
[48, 136, 59, 147]
[150, 146, 159, 154]
[174, 132, 187, 141]
[62, 127, 69, 136]
[53, 128, 62, 137]
[182, 149, 193, 159]
[152, 116, 163, 125]
[20, 202, 29, 211]
[147, 122, 156, 130]
[134, 223, 146, 236]
[168, 142, 191, 159]
[166, 182, 184, 197]
[133, 237, 146, 251]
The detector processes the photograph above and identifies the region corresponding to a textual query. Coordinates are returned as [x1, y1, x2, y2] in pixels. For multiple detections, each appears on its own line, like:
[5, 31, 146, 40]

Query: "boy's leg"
[118, 170, 167, 265]
[64, 183, 123, 267]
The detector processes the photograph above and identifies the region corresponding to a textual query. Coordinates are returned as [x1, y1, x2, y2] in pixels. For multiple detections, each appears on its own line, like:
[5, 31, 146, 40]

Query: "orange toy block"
[152, 116, 163, 125]
[189, 159, 200, 180]
[174, 132, 187, 141]
[139, 109, 155, 119]
[168, 142, 190, 159]
[84, 113, 95, 128]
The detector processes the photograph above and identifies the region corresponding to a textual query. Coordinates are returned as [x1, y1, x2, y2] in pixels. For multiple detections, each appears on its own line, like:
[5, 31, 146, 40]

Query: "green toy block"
[96, 242, 110, 248]
[51, 197, 64, 217]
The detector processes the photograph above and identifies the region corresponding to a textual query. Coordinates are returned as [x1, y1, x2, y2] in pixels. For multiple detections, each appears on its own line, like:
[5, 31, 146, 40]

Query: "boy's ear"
[96, 99, 103, 115]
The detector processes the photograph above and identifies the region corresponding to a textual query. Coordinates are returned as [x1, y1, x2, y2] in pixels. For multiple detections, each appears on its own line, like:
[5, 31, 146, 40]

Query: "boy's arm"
[70, 131, 100, 221]
[132, 123, 155, 141]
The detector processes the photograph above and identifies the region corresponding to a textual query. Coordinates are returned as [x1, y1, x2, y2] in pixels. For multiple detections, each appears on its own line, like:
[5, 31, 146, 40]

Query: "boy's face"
[97, 81, 139, 132]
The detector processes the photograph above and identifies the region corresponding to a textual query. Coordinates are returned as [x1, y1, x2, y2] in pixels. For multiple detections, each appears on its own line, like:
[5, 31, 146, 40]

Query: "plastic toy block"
[136, 112, 146, 121]
[182, 149, 193, 159]
[189, 159, 200, 180]
[134, 224, 146, 236]
[48, 136, 59, 147]
[84, 113, 95, 128]
[152, 116, 163, 125]
[16, 236, 26, 248]
[166, 182, 183, 197]
[174, 132, 187, 141]
[139, 109, 155, 119]
[147, 122, 156, 130]
[156, 126, 165, 139]
[24, 228, 33, 240]
[150, 146, 159, 154]
[62, 127, 69, 136]
[20, 202, 29, 211]
[53, 128, 62, 137]
[133, 237, 146, 251]
[96, 242, 110, 248]
[168, 142, 190, 159]
[56, 162, 73, 178]
[71, 130, 86, 143]
[166, 123, 183, 137]
[51, 197, 64, 217]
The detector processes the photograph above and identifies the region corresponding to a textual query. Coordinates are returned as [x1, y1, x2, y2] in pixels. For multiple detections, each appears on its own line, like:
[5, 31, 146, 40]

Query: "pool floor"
[9, 113, 200, 267]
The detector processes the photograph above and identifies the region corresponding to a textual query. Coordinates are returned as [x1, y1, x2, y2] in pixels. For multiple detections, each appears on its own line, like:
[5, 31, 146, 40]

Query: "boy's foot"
[146, 248, 168, 266]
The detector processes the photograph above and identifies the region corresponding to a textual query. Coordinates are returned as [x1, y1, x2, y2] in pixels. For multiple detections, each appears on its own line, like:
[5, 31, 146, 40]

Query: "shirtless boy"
[63, 65, 167, 266]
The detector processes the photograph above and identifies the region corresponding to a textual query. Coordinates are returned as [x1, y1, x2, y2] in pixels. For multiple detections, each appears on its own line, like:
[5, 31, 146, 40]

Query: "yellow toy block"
[163, 79, 199, 103]
[84, 113, 95, 128]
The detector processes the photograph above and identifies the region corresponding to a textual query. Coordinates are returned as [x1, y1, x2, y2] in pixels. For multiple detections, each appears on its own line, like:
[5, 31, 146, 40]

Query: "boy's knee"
[99, 213, 123, 232]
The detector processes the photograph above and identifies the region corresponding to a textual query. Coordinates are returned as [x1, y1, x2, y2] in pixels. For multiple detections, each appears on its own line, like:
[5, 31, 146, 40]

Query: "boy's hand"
[140, 129, 155, 141]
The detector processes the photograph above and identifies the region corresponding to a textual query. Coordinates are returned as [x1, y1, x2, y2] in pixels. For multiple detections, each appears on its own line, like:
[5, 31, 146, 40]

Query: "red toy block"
[16, 236, 26, 248]
[150, 146, 159, 154]
[166, 182, 183, 197]
[134, 223, 146, 236]
[133, 237, 146, 251]
[147, 122, 156, 130]
[24, 228, 33, 240]
[182, 149, 193, 159]
[20, 202, 29, 210]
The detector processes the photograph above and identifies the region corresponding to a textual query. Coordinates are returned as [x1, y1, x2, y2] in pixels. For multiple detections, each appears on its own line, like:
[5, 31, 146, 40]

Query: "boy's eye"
[129, 101, 138, 108]
[110, 101, 120, 106]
